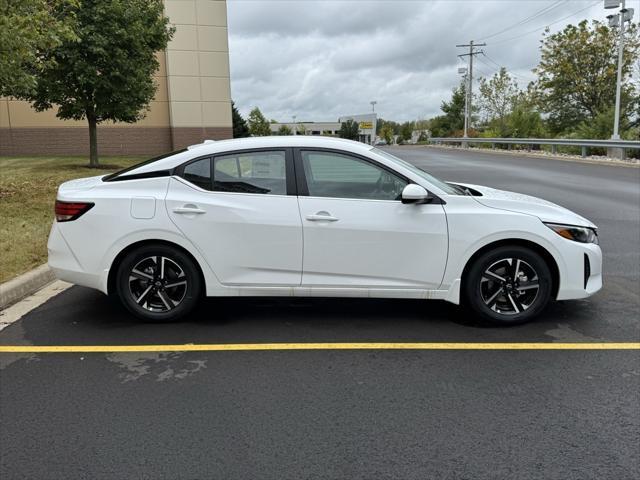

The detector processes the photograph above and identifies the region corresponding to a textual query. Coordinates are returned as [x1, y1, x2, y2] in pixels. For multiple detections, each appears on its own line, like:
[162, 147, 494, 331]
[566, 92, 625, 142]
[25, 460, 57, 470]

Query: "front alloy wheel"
[116, 244, 201, 321]
[480, 258, 540, 315]
[464, 246, 552, 325]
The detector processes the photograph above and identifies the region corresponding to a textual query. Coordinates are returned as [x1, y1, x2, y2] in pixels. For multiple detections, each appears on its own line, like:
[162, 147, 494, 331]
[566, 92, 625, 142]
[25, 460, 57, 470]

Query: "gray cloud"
[227, 0, 604, 121]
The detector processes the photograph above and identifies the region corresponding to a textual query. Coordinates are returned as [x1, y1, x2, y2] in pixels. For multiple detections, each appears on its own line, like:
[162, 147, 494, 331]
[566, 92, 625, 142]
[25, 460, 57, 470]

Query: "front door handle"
[173, 206, 206, 214]
[306, 211, 339, 222]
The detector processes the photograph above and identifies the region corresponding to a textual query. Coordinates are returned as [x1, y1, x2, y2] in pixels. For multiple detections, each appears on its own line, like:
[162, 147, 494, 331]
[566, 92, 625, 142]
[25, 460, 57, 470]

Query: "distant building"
[0, 0, 233, 156]
[269, 113, 378, 145]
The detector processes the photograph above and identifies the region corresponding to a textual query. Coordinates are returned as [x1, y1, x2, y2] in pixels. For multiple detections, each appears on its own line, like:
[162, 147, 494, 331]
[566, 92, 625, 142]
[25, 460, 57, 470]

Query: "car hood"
[452, 183, 596, 229]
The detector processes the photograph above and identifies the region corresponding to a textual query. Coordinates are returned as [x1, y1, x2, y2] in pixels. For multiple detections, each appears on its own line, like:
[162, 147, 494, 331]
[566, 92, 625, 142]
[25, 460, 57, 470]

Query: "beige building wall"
[0, 0, 232, 156]
[164, 0, 232, 148]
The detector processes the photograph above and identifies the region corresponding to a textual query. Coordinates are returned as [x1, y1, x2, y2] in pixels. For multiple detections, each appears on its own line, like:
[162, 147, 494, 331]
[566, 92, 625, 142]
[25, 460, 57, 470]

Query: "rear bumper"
[47, 222, 107, 293]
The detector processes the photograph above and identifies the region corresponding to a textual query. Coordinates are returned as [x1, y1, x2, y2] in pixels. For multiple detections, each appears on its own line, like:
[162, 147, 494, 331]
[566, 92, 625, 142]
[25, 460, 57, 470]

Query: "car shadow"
[0, 285, 608, 347]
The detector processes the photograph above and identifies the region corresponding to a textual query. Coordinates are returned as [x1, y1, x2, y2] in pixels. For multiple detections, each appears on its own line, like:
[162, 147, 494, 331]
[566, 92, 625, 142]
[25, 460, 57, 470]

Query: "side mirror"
[401, 184, 430, 204]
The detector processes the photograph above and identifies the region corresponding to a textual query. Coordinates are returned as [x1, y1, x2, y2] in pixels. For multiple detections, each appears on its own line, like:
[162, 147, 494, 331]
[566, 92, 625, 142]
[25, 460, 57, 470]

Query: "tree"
[505, 103, 546, 138]
[429, 80, 472, 137]
[379, 124, 394, 144]
[296, 123, 307, 135]
[247, 107, 271, 136]
[533, 20, 640, 135]
[0, 0, 78, 97]
[232, 101, 250, 138]
[376, 118, 400, 136]
[20, 0, 173, 167]
[478, 67, 520, 136]
[338, 119, 359, 140]
[277, 124, 293, 135]
[399, 121, 414, 142]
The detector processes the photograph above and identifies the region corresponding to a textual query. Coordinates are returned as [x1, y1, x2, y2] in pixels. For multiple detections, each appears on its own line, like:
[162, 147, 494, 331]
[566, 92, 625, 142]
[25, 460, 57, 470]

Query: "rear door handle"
[306, 211, 339, 222]
[173, 206, 206, 214]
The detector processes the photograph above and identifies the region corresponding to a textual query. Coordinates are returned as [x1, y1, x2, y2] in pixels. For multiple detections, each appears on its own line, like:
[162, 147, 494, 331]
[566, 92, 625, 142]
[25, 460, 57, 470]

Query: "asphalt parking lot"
[1, 147, 639, 479]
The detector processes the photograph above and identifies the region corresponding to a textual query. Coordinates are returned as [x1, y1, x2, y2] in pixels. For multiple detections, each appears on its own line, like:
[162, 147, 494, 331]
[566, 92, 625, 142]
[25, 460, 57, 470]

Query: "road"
[1, 147, 639, 479]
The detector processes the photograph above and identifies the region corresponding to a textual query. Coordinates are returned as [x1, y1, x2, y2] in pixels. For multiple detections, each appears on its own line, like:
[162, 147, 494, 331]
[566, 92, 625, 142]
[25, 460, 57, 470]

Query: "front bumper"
[556, 241, 602, 300]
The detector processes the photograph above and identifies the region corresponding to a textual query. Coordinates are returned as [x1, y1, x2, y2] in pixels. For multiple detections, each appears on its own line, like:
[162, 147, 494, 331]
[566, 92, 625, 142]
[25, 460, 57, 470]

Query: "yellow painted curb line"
[0, 342, 639, 353]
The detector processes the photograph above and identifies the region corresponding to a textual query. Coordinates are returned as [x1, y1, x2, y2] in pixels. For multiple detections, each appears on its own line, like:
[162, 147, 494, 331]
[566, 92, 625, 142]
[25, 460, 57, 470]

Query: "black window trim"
[103, 148, 188, 182]
[173, 147, 297, 196]
[293, 147, 444, 204]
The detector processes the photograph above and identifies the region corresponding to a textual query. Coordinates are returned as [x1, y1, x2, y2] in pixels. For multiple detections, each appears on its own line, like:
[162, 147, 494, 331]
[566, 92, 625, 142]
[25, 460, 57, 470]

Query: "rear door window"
[213, 151, 287, 195]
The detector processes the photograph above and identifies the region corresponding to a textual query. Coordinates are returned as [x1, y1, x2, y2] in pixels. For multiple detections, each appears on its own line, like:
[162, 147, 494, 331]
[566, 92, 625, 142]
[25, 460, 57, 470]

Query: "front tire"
[115, 244, 202, 322]
[463, 245, 552, 325]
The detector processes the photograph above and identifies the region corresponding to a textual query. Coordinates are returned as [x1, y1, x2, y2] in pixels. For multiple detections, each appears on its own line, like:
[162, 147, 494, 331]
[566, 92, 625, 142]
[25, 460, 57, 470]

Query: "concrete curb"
[411, 144, 640, 168]
[0, 264, 55, 310]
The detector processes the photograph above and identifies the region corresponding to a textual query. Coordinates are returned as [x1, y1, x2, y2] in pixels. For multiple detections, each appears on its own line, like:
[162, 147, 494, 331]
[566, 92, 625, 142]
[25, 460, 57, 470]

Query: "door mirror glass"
[401, 184, 430, 204]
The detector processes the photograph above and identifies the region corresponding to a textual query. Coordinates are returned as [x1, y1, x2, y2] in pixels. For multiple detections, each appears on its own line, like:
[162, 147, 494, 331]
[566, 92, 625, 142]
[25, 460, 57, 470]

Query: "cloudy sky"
[227, 0, 606, 122]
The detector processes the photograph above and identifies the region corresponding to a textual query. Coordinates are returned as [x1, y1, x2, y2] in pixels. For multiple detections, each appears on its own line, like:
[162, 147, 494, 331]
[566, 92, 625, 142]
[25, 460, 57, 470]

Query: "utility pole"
[456, 40, 486, 142]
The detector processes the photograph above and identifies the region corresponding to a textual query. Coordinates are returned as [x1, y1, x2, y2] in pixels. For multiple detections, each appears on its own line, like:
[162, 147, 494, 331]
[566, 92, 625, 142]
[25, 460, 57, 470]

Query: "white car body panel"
[165, 177, 303, 286]
[298, 196, 448, 288]
[47, 136, 602, 307]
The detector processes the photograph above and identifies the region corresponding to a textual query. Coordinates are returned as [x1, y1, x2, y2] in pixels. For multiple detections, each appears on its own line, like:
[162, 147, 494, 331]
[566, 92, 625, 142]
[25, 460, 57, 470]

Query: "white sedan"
[48, 136, 602, 325]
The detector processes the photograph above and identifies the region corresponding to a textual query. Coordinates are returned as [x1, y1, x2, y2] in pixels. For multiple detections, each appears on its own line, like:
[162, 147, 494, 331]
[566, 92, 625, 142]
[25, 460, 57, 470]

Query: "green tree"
[338, 119, 359, 140]
[379, 124, 394, 144]
[0, 0, 78, 97]
[20, 0, 173, 167]
[534, 20, 640, 135]
[505, 103, 546, 138]
[277, 124, 293, 135]
[574, 106, 637, 140]
[478, 67, 520, 136]
[399, 121, 414, 142]
[247, 107, 271, 136]
[296, 123, 307, 135]
[376, 118, 400, 135]
[429, 80, 472, 137]
[232, 101, 250, 138]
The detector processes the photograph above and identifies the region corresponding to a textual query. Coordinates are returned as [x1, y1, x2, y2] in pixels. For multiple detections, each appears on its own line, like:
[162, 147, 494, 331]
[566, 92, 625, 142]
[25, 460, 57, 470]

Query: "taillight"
[55, 201, 94, 222]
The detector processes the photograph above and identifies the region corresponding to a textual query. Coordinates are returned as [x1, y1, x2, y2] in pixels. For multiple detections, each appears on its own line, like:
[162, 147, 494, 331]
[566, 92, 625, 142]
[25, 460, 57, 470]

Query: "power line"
[478, 0, 567, 41]
[475, 56, 536, 84]
[487, 0, 601, 46]
[480, 52, 537, 82]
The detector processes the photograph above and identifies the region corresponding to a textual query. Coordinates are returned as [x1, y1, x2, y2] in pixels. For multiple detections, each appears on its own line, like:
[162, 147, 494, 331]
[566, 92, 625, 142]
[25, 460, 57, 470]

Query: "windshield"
[371, 148, 459, 195]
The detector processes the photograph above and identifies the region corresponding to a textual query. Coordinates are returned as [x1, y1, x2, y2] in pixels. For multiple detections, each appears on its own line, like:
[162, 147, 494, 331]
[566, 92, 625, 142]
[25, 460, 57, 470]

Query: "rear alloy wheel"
[463, 246, 552, 325]
[116, 245, 201, 322]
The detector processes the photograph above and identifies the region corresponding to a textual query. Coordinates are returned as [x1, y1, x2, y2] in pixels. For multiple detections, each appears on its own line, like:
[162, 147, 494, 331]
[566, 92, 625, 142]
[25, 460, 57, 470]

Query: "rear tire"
[115, 244, 202, 322]
[462, 245, 552, 325]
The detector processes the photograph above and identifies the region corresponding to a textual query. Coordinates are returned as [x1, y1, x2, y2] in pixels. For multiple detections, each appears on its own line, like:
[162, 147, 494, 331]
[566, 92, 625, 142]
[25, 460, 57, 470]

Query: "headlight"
[545, 223, 598, 244]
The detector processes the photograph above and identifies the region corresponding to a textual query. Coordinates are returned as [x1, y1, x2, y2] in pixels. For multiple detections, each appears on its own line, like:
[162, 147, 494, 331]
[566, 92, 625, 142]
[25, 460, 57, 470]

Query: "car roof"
[125, 136, 375, 175]
[187, 136, 373, 154]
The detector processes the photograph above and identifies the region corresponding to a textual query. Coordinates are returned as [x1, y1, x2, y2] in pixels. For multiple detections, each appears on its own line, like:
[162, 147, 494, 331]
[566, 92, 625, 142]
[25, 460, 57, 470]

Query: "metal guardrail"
[429, 137, 640, 158]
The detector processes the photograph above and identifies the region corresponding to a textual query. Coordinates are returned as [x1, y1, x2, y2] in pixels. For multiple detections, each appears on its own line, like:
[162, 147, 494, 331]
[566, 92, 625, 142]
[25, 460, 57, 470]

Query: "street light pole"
[611, 0, 625, 139]
[370, 101, 377, 113]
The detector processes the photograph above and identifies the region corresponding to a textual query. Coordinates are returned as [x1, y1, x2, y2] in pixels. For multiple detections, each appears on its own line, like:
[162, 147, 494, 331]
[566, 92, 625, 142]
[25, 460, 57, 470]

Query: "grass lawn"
[0, 156, 144, 283]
